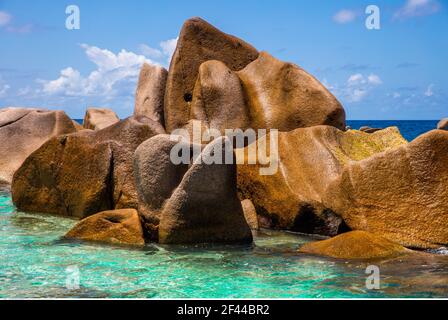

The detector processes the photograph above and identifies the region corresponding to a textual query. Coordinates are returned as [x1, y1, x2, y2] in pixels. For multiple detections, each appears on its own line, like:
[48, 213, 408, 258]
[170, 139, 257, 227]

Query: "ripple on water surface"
[0, 190, 447, 298]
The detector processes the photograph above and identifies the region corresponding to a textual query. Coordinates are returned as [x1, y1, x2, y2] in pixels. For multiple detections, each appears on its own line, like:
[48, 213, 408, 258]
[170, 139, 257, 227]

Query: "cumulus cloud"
[140, 37, 178, 67]
[333, 9, 359, 24]
[325, 73, 383, 103]
[39, 44, 152, 97]
[394, 0, 441, 20]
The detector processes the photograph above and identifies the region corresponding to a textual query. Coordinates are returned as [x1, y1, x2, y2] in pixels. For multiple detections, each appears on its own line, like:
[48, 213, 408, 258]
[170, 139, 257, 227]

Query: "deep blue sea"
[75, 119, 439, 142]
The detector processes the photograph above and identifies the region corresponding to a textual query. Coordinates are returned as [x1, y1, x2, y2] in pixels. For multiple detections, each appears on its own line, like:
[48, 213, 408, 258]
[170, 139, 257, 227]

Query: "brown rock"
[241, 199, 259, 230]
[437, 118, 448, 130]
[134, 63, 167, 126]
[237, 52, 346, 131]
[133, 134, 195, 240]
[0, 108, 76, 185]
[12, 116, 164, 218]
[83, 108, 120, 130]
[72, 120, 85, 131]
[360, 126, 382, 134]
[298, 231, 410, 260]
[65, 209, 145, 246]
[158, 136, 253, 244]
[237, 126, 407, 236]
[191, 60, 250, 134]
[323, 130, 448, 249]
[164, 17, 259, 132]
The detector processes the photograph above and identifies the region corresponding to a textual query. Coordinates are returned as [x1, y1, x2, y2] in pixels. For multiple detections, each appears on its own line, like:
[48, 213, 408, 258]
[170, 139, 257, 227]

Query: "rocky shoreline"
[1, 17, 447, 260]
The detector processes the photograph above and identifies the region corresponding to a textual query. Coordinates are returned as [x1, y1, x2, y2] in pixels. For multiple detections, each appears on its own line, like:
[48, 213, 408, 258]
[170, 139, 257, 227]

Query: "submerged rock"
[0, 107, 77, 185]
[323, 130, 448, 249]
[12, 116, 164, 218]
[164, 17, 259, 132]
[65, 209, 145, 246]
[159, 137, 252, 244]
[83, 108, 120, 130]
[298, 231, 411, 260]
[237, 126, 407, 235]
[437, 118, 448, 131]
[134, 63, 167, 127]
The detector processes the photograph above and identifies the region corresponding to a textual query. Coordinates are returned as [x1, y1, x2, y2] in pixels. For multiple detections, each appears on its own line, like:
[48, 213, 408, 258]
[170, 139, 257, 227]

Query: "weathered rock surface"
[360, 126, 382, 134]
[152, 137, 252, 244]
[65, 209, 145, 246]
[134, 134, 195, 240]
[323, 130, 448, 249]
[83, 108, 120, 130]
[438, 118, 448, 131]
[164, 17, 259, 132]
[298, 231, 411, 260]
[237, 52, 346, 131]
[191, 60, 250, 134]
[71, 120, 85, 131]
[12, 116, 164, 218]
[0, 107, 77, 185]
[241, 199, 259, 230]
[134, 63, 167, 126]
[237, 126, 407, 235]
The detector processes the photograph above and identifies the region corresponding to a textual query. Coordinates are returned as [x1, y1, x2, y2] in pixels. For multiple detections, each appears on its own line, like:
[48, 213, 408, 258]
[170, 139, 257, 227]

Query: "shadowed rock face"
[134, 135, 252, 244]
[237, 52, 346, 131]
[323, 130, 448, 249]
[65, 209, 145, 246]
[438, 118, 448, 130]
[134, 63, 168, 127]
[159, 137, 253, 244]
[298, 231, 411, 260]
[0, 108, 77, 185]
[12, 116, 164, 218]
[164, 17, 259, 132]
[83, 108, 120, 130]
[133, 134, 194, 240]
[237, 126, 407, 236]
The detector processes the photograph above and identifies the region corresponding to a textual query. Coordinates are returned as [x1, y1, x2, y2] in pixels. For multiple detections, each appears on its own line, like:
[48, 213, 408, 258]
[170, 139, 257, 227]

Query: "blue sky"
[0, 0, 447, 119]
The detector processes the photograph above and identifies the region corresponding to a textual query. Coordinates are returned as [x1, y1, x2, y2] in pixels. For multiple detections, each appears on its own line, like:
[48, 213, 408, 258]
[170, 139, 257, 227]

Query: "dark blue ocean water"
[75, 119, 438, 142]
[347, 120, 438, 142]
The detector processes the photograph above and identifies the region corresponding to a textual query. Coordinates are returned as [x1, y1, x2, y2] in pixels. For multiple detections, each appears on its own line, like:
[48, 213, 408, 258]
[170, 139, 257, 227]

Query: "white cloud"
[394, 0, 441, 20]
[0, 77, 10, 97]
[0, 11, 12, 27]
[333, 9, 359, 24]
[140, 37, 178, 67]
[393, 92, 401, 99]
[326, 73, 383, 103]
[424, 84, 434, 97]
[39, 44, 153, 97]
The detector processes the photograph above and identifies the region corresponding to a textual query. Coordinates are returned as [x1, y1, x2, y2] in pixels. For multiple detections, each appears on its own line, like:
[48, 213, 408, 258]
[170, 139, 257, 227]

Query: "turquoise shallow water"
[1, 189, 447, 299]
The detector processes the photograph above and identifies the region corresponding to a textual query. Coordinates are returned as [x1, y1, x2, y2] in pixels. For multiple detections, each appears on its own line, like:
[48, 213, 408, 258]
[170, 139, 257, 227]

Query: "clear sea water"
[1, 120, 446, 299]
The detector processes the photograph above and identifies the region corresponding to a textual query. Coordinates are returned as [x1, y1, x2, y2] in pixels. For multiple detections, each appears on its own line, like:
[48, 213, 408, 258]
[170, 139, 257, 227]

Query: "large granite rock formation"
[323, 130, 448, 249]
[12, 116, 164, 218]
[0, 107, 77, 185]
[83, 108, 120, 130]
[298, 231, 411, 260]
[134, 135, 252, 244]
[134, 63, 167, 127]
[237, 126, 407, 236]
[65, 209, 145, 246]
[158, 137, 252, 244]
[164, 17, 259, 132]
[236, 52, 345, 131]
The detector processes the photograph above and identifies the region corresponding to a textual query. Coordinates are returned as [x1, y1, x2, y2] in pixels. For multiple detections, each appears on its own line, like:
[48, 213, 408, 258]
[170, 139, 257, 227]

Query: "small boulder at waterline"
[241, 199, 259, 230]
[438, 118, 448, 131]
[298, 231, 411, 260]
[83, 107, 120, 130]
[65, 209, 145, 246]
[0, 107, 77, 185]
